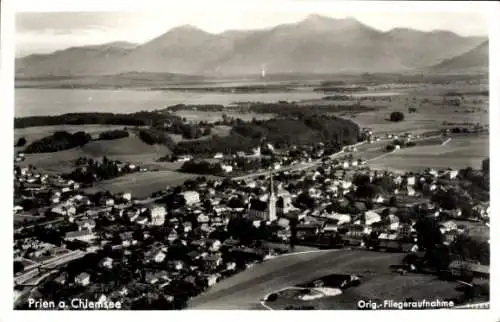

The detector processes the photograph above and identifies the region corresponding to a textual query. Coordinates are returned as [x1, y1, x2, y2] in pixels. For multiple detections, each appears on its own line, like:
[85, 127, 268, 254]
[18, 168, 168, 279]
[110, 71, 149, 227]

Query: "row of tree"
[24, 131, 91, 153]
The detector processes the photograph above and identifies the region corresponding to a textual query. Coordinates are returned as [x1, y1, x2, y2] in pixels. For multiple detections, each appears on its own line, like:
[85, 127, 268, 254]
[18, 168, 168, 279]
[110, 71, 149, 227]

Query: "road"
[233, 134, 444, 181]
[14, 250, 86, 286]
[232, 142, 366, 181]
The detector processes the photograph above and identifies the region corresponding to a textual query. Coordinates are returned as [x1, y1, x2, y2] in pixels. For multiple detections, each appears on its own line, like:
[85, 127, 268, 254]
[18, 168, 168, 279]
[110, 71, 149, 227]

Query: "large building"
[150, 205, 166, 226]
[181, 191, 200, 206]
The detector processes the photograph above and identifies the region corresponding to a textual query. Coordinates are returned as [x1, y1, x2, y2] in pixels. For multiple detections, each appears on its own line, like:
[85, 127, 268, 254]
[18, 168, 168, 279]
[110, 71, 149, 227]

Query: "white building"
[99, 257, 113, 269]
[181, 191, 200, 205]
[75, 272, 91, 286]
[154, 251, 167, 263]
[150, 205, 166, 226]
[213, 153, 224, 159]
[448, 170, 459, 180]
[64, 231, 97, 242]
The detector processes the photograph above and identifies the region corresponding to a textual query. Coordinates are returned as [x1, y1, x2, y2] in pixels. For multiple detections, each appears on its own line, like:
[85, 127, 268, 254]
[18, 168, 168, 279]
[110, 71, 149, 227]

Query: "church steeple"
[268, 170, 277, 222]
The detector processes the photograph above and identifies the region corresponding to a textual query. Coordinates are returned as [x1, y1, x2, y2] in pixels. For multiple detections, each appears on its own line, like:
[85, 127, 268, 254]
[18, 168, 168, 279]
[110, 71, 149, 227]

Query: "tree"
[356, 183, 379, 199]
[389, 111, 405, 122]
[482, 158, 489, 174]
[415, 217, 442, 251]
[15, 137, 27, 147]
[14, 261, 24, 274]
[389, 196, 398, 207]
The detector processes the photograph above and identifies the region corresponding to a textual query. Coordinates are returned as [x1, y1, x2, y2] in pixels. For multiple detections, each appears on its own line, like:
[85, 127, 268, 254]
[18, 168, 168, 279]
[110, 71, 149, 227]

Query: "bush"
[15, 137, 27, 147]
[389, 111, 405, 122]
[98, 129, 129, 140]
[24, 131, 91, 153]
[179, 160, 224, 176]
[14, 261, 24, 274]
[266, 293, 278, 302]
[138, 129, 175, 147]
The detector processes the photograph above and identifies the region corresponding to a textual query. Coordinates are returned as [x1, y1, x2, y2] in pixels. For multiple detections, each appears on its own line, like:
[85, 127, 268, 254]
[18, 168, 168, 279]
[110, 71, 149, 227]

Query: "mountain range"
[15, 14, 488, 78]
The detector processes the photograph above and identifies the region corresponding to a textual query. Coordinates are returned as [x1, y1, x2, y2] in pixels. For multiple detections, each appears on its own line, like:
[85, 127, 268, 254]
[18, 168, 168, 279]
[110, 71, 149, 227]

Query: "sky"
[14, 1, 491, 57]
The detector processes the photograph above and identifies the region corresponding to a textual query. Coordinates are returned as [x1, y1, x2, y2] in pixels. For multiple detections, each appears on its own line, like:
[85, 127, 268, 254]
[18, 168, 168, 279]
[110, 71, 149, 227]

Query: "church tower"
[268, 171, 277, 222]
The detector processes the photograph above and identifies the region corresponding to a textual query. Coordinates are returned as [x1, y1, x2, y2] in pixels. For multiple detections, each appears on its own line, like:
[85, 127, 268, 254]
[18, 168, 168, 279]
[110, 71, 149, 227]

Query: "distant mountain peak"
[168, 24, 207, 34]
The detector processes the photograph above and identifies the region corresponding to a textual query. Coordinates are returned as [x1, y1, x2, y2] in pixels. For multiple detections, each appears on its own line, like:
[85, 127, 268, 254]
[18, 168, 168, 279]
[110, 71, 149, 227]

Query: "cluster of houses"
[13, 132, 490, 308]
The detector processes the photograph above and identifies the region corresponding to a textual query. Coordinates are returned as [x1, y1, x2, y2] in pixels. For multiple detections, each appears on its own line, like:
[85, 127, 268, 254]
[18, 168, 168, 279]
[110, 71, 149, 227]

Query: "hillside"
[429, 40, 489, 74]
[16, 15, 487, 77]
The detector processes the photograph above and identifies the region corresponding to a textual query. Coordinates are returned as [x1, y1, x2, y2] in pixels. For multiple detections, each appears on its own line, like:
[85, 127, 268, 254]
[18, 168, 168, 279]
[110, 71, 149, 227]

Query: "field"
[84, 170, 216, 198]
[343, 85, 488, 135]
[369, 134, 488, 172]
[172, 110, 274, 123]
[16, 130, 174, 173]
[188, 249, 462, 310]
[168, 125, 232, 143]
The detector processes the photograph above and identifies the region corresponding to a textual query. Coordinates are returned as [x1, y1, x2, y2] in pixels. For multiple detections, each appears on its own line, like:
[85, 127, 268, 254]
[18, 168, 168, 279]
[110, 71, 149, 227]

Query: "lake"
[15, 88, 327, 117]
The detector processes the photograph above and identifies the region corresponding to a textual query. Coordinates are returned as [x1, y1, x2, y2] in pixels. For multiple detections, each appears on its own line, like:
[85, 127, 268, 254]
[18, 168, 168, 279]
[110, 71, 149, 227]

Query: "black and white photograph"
[2, 0, 499, 318]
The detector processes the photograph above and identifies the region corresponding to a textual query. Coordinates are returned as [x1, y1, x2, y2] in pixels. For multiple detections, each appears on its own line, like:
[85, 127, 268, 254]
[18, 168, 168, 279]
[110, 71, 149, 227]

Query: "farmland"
[84, 170, 218, 198]
[16, 131, 173, 173]
[369, 134, 488, 172]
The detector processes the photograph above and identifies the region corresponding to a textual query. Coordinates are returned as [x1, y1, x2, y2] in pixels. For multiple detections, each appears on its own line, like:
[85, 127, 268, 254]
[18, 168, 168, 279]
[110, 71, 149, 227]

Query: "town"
[13, 127, 490, 310]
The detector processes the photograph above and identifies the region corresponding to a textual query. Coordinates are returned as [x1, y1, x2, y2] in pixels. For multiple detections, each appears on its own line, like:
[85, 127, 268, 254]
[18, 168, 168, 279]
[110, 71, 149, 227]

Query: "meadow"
[369, 135, 488, 172]
[16, 131, 174, 173]
[84, 170, 216, 198]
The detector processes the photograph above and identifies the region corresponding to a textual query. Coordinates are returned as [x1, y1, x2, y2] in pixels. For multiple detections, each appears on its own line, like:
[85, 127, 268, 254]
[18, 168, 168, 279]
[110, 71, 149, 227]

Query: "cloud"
[15, 12, 127, 33]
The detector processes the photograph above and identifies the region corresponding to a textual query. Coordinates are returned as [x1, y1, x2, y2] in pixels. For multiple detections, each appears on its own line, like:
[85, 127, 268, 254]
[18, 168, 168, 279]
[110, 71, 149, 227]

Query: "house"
[406, 186, 416, 197]
[443, 230, 459, 245]
[203, 274, 219, 287]
[176, 155, 192, 162]
[204, 253, 223, 269]
[75, 272, 91, 286]
[221, 164, 233, 173]
[207, 239, 222, 252]
[153, 251, 167, 263]
[197, 213, 210, 224]
[296, 222, 323, 240]
[226, 262, 237, 271]
[169, 260, 184, 271]
[213, 153, 224, 159]
[361, 211, 382, 226]
[328, 213, 351, 225]
[122, 193, 132, 202]
[378, 233, 400, 250]
[277, 217, 290, 229]
[53, 273, 67, 285]
[64, 230, 97, 242]
[373, 195, 384, 204]
[181, 191, 200, 205]
[136, 216, 148, 226]
[99, 257, 113, 269]
[323, 220, 339, 233]
[150, 205, 166, 226]
[440, 220, 458, 233]
[77, 219, 96, 231]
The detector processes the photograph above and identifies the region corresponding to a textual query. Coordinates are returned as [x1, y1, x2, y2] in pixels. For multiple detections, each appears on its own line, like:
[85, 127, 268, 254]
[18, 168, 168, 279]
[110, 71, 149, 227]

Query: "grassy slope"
[189, 250, 461, 310]
[16, 131, 172, 173]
